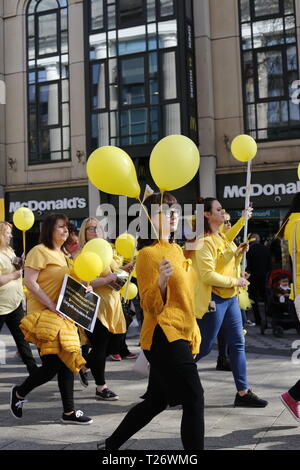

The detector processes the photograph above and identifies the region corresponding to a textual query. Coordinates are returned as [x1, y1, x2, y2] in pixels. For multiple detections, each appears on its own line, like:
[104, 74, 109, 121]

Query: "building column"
[194, 0, 217, 197]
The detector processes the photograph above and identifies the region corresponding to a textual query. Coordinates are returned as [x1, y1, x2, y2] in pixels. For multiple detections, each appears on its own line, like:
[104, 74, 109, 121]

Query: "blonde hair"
[0, 221, 12, 250]
[78, 217, 104, 251]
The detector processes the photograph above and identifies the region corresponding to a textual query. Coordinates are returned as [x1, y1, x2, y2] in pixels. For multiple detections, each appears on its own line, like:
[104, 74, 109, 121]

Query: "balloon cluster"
[86, 135, 200, 199]
[74, 238, 113, 283]
[86, 134, 201, 301]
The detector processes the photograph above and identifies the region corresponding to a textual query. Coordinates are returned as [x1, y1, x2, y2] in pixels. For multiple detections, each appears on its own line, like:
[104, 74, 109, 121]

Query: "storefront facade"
[5, 185, 89, 253]
[217, 169, 300, 242]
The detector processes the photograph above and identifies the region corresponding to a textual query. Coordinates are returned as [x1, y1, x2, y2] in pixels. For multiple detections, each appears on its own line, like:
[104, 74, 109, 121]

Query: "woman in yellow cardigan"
[97, 192, 204, 450]
[10, 214, 92, 424]
[278, 192, 300, 422]
[192, 198, 268, 408]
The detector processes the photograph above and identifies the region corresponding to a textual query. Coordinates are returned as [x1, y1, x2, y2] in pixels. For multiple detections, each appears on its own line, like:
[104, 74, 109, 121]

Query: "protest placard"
[56, 275, 100, 332]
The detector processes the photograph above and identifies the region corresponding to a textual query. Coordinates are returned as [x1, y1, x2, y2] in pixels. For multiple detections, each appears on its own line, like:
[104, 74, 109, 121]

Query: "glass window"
[239, 0, 300, 141]
[121, 56, 145, 105]
[160, 0, 174, 17]
[92, 62, 106, 109]
[118, 0, 145, 28]
[162, 50, 177, 100]
[158, 19, 177, 47]
[118, 26, 146, 55]
[91, 0, 104, 30]
[37, 0, 59, 12]
[257, 50, 284, 99]
[27, 0, 70, 164]
[38, 13, 58, 56]
[254, 0, 280, 17]
[39, 83, 59, 125]
[87, 0, 184, 149]
[147, 0, 156, 22]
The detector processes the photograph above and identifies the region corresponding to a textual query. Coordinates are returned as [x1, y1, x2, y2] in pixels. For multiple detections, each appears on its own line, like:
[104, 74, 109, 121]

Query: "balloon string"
[22, 231, 26, 256]
[138, 197, 161, 244]
[159, 191, 164, 241]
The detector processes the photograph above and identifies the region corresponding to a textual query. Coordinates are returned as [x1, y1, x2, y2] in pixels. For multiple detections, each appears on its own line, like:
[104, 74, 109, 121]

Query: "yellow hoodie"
[284, 213, 300, 296]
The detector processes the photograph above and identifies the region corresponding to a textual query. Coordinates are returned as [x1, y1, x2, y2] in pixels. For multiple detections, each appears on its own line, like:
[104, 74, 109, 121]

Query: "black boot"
[216, 356, 231, 371]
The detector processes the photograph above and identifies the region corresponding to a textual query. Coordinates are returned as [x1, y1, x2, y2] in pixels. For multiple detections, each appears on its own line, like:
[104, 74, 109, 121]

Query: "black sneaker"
[95, 388, 119, 401]
[234, 389, 268, 408]
[60, 410, 93, 425]
[79, 369, 89, 388]
[216, 356, 231, 371]
[10, 385, 27, 419]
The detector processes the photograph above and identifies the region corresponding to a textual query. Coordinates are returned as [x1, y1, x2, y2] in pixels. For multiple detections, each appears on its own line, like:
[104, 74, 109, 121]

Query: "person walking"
[9, 214, 92, 424]
[278, 192, 300, 422]
[215, 209, 253, 371]
[97, 192, 204, 451]
[75, 217, 132, 400]
[246, 233, 272, 325]
[191, 197, 268, 407]
[0, 221, 37, 375]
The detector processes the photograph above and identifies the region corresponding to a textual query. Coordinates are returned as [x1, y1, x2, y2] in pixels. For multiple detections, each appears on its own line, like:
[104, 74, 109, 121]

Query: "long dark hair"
[137, 192, 177, 250]
[277, 192, 300, 239]
[40, 213, 69, 249]
[197, 197, 218, 235]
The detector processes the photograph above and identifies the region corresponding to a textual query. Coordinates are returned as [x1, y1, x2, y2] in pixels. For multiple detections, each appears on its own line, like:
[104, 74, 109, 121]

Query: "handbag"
[292, 222, 300, 322]
[132, 350, 149, 377]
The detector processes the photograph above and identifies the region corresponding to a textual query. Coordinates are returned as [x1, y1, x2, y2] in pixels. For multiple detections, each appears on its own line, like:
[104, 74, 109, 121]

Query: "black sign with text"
[56, 275, 100, 332]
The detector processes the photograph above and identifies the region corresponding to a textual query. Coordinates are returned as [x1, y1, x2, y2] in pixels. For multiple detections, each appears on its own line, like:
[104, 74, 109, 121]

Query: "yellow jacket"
[191, 233, 241, 319]
[20, 309, 85, 373]
[284, 213, 300, 296]
[222, 217, 245, 242]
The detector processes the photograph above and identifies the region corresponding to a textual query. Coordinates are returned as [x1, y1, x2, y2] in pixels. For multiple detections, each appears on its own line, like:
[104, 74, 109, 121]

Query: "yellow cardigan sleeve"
[136, 247, 165, 315]
[196, 240, 239, 288]
[225, 217, 245, 243]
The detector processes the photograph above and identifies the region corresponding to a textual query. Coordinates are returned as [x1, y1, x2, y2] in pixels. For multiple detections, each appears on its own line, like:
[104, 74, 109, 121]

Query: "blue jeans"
[195, 294, 249, 392]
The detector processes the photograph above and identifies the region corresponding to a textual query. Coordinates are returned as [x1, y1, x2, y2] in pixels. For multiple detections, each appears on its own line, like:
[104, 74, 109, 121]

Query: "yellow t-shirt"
[0, 247, 24, 315]
[93, 259, 126, 334]
[25, 244, 70, 314]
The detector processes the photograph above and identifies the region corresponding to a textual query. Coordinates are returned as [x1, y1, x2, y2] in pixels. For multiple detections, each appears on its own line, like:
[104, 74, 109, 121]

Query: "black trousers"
[85, 318, 114, 386]
[289, 380, 300, 401]
[17, 354, 74, 413]
[106, 326, 205, 450]
[0, 303, 37, 374]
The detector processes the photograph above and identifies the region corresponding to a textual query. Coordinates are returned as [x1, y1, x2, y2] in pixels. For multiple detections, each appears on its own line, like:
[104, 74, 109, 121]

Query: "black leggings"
[17, 354, 74, 413]
[85, 318, 114, 386]
[106, 326, 204, 450]
[106, 391, 204, 451]
[0, 303, 37, 374]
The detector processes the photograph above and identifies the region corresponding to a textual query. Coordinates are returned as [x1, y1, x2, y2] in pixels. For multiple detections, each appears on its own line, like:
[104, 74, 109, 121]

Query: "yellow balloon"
[86, 146, 141, 199]
[74, 252, 103, 282]
[298, 163, 300, 180]
[120, 282, 138, 300]
[231, 134, 257, 162]
[13, 207, 35, 231]
[150, 135, 200, 191]
[82, 238, 113, 271]
[115, 233, 136, 259]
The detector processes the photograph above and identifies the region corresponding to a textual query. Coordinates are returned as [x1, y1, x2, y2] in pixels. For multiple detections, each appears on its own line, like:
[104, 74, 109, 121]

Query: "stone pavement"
[0, 322, 300, 451]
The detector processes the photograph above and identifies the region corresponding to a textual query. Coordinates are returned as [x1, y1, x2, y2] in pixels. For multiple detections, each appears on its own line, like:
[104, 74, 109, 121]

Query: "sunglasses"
[224, 220, 231, 225]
